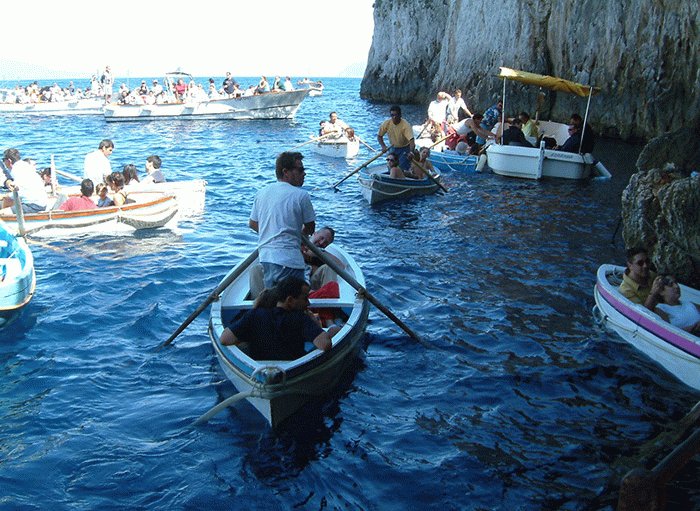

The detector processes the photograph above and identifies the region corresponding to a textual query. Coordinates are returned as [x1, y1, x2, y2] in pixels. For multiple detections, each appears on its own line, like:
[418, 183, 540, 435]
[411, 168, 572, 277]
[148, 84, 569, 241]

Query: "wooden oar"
[357, 137, 378, 153]
[54, 168, 82, 183]
[300, 237, 424, 344]
[428, 133, 451, 149]
[11, 189, 27, 238]
[410, 159, 448, 193]
[157, 249, 259, 350]
[193, 390, 255, 426]
[327, 146, 391, 190]
[289, 132, 336, 151]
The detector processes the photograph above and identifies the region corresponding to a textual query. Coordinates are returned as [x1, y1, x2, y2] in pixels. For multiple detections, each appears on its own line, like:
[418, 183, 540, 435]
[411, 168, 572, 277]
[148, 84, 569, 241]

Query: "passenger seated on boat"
[568, 113, 596, 153]
[500, 118, 534, 147]
[1, 148, 49, 215]
[107, 172, 128, 207]
[445, 114, 493, 152]
[618, 247, 663, 311]
[59, 179, 97, 212]
[220, 276, 338, 360]
[320, 112, 349, 137]
[122, 164, 140, 187]
[406, 148, 435, 179]
[142, 155, 165, 184]
[174, 79, 187, 102]
[385, 155, 407, 179]
[654, 275, 700, 334]
[519, 112, 538, 139]
[95, 183, 113, 207]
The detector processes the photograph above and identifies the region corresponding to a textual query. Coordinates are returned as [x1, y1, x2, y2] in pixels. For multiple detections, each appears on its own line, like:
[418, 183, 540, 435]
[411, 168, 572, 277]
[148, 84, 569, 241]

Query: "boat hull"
[486, 143, 593, 180]
[0, 221, 35, 327]
[0, 192, 179, 237]
[358, 165, 441, 205]
[428, 151, 477, 172]
[0, 98, 104, 116]
[208, 246, 370, 428]
[312, 138, 360, 159]
[593, 264, 700, 391]
[103, 90, 309, 122]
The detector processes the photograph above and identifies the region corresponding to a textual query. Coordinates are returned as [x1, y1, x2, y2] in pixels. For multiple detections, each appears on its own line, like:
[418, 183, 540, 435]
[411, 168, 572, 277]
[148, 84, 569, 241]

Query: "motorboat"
[593, 264, 700, 391]
[0, 96, 104, 116]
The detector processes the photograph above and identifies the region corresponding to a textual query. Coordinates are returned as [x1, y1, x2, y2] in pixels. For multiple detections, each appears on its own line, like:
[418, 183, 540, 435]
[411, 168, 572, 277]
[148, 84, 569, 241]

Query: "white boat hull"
[208, 245, 370, 428]
[0, 192, 179, 237]
[594, 264, 700, 391]
[486, 143, 594, 180]
[312, 138, 360, 159]
[358, 164, 442, 205]
[0, 98, 104, 115]
[0, 222, 35, 327]
[103, 90, 309, 122]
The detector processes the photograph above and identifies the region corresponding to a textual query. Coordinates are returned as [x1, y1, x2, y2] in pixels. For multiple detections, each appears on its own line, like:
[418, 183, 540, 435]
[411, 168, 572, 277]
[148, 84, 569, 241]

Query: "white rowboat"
[312, 136, 360, 159]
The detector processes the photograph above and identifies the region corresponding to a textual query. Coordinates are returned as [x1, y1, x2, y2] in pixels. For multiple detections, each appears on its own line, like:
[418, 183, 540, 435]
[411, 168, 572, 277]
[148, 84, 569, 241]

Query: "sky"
[0, 0, 375, 81]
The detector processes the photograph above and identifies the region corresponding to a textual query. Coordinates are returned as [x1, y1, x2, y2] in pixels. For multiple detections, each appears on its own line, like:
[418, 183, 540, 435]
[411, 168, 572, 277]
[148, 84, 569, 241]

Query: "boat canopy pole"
[579, 85, 594, 154]
[499, 77, 507, 145]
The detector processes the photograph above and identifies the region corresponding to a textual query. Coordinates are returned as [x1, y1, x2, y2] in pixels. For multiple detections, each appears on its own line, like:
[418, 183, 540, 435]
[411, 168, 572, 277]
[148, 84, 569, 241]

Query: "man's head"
[275, 276, 311, 311]
[389, 106, 402, 124]
[511, 117, 523, 128]
[80, 178, 95, 197]
[146, 154, 162, 170]
[329, 111, 338, 123]
[625, 247, 652, 282]
[2, 148, 21, 167]
[519, 111, 530, 123]
[99, 139, 115, 157]
[312, 226, 335, 248]
[276, 151, 305, 186]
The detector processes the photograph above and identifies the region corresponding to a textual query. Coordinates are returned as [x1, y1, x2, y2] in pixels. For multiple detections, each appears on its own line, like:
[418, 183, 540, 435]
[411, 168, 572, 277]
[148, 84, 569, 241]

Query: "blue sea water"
[1, 77, 698, 510]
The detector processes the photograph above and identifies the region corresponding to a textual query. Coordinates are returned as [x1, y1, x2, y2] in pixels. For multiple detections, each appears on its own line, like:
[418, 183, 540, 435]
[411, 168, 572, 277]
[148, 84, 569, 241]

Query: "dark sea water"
[1, 77, 698, 510]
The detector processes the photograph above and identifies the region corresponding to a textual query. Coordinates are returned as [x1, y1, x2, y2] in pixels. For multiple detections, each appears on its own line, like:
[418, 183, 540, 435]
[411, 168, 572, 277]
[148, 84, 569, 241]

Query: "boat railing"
[617, 400, 700, 510]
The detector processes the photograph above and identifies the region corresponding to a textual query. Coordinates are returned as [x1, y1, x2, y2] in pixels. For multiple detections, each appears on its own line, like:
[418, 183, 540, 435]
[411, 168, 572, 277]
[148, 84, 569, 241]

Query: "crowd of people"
[0, 140, 167, 216]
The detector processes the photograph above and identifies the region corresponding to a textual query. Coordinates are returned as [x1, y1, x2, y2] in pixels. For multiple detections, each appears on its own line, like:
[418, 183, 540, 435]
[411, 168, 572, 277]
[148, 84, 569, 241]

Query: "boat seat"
[0, 257, 21, 276]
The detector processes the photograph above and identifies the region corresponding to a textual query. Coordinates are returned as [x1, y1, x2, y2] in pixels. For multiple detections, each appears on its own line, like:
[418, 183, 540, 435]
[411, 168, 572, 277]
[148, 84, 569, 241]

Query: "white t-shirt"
[83, 150, 112, 185]
[657, 300, 700, 331]
[250, 181, 315, 269]
[9, 160, 48, 209]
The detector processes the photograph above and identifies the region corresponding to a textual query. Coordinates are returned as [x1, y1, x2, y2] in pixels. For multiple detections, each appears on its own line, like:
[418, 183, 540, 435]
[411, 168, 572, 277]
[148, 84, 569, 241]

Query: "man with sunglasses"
[619, 247, 664, 310]
[249, 151, 316, 290]
[377, 105, 415, 171]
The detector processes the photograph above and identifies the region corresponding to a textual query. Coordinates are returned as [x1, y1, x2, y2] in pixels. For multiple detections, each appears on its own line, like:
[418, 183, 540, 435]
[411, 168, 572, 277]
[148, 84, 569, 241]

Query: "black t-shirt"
[228, 307, 323, 361]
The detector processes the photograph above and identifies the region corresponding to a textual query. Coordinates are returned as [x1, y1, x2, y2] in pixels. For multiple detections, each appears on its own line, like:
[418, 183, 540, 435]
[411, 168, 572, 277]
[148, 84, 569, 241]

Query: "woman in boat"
[406, 147, 435, 179]
[385, 154, 407, 179]
[655, 275, 700, 334]
[107, 171, 128, 207]
[122, 164, 140, 187]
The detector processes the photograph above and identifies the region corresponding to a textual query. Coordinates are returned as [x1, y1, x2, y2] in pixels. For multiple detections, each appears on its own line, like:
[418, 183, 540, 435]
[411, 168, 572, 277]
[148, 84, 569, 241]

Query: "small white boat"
[428, 151, 478, 172]
[104, 71, 309, 122]
[297, 80, 323, 96]
[0, 97, 104, 116]
[312, 136, 360, 159]
[0, 191, 178, 237]
[208, 245, 370, 428]
[486, 67, 608, 180]
[0, 220, 35, 328]
[357, 164, 442, 206]
[593, 264, 700, 391]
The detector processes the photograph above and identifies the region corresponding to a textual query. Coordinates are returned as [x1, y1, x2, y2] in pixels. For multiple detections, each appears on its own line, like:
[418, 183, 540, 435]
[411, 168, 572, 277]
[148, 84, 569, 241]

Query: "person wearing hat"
[151, 79, 163, 97]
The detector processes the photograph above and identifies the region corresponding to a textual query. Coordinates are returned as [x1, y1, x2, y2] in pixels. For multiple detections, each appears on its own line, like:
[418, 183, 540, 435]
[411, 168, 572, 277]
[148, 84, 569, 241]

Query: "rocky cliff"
[361, 0, 700, 141]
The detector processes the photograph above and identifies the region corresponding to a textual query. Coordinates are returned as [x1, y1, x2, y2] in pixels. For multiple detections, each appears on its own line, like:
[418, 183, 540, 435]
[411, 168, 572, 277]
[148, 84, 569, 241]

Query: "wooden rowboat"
[0, 220, 35, 328]
[593, 264, 700, 391]
[0, 191, 178, 237]
[312, 136, 360, 159]
[207, 245, 370, 428]
[357, 164, 442, 205]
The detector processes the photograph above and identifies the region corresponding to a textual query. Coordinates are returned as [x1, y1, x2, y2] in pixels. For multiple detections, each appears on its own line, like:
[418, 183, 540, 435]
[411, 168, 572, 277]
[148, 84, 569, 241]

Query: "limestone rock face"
[362, 0, 700, 140]
[621, 146, 700, 287]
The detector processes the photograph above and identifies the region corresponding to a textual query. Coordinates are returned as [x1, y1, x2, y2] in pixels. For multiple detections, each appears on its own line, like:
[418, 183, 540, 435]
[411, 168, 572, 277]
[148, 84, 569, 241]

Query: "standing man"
[377, 105, 415, 171]
[447, 89, 472, 123]
[477, 99, 502, 145]
[222, 72, 235, 97]
[249, 151, 316, 289]
[83, 139, 114, 186]
[1, 148, 48, 214]
[101, 65, 114, 103]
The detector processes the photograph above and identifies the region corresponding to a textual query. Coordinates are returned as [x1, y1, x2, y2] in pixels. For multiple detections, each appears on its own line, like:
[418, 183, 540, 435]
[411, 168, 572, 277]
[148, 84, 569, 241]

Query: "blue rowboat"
[0, 220, 35, 328]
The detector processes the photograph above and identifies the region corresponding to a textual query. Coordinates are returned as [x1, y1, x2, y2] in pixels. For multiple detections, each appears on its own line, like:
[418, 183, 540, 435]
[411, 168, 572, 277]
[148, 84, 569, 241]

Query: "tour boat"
[0, 220, 35, 328]
[357, 163, 442, 206]
[593, 264, 700, 391]
[0, 96, 104, 116]
[0, 191, 178, 237]
[207, 245, 370, 428]
[486, 67, 609, 180]
[104, 71, 309, 122]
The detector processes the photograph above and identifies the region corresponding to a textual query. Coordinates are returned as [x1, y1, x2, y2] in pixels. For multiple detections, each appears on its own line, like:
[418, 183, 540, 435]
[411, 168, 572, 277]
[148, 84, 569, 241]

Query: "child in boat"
[654, 275, 700, 334]
[106, 171, 127, 206]
[95, 183, 113, 207]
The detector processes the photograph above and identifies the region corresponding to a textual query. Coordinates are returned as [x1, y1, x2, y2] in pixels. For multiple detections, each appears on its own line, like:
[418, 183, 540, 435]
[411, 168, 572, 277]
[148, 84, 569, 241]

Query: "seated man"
[501, 118, 534, 147]
[618, 247, 663, 311]
[221, 276, 337, 360]
[60, 179, 97, 211]
[1, 148, 48, 214]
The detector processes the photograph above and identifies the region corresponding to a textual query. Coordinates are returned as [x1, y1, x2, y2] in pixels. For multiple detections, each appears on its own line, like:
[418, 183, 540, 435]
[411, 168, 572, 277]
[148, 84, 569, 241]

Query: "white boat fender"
[476, 154, 488, 172]
[594, 161, 612, 179]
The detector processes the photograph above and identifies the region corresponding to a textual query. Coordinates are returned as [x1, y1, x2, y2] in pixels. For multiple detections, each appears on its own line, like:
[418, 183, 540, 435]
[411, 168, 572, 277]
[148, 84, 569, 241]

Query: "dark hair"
[519, 111, 530, 120]
[390, 105, 402, 116]
[253, 288, 278, 309]
[98, 139, 114, 150]
[146, 155, 162, 169]
[625, 246, 648, 263]
[122, 164, 139, 184]
[109, 171, 125, 189]
[275, 276, 309, 301]
[80, 178, 95, 197]
[275, 151, 303, 179]
[3, 148, 20, 164]
[472, 113, 484, 121]
[319, 226, 335, 239]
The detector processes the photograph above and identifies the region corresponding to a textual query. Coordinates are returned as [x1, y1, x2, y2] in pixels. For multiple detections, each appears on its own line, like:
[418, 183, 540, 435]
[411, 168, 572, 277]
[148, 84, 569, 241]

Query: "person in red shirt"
[60, 179, 97, 211]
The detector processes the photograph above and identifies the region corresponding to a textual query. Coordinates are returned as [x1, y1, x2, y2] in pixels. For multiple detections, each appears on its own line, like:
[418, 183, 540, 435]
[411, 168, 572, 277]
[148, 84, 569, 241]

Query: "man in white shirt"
[249, 151, 316, 289]
[447, 89, 472, 123]
[83, 139, 114, 186]
[1, 148, 48, 214]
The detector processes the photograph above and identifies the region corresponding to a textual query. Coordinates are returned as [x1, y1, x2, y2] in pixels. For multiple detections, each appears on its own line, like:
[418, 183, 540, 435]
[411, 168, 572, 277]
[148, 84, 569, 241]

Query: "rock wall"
[362, 0, 700, 141]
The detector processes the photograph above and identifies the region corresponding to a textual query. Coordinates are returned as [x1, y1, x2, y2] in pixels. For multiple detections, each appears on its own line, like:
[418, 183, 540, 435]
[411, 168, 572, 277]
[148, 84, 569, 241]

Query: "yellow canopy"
[497, 67, 600, 97]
